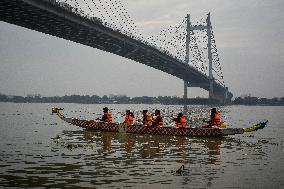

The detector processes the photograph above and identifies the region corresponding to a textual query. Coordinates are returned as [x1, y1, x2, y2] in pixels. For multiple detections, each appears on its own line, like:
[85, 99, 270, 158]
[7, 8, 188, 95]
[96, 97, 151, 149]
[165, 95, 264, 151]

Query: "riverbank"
[1, 94, 283, 106]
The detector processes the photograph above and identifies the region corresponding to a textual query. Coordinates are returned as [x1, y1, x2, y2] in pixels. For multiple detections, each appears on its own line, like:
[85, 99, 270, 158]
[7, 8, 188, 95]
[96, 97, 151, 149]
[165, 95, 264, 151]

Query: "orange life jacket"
[124, 114, 134, 125]
[106, 112, 112, 124]
[143, 113, 152, 126]
[152, 115, 163, 127]
[176, 116, 187, 128]
[210, 112, 220, 127]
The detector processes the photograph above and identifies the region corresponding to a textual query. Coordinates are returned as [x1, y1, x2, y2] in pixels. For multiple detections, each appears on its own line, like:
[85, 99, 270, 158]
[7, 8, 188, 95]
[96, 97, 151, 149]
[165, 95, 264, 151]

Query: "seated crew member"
[209, 108, 221, 127]
[124, 110, 134, 125]
[142, 110, 152, 126]
[130, 112, 135, 123]
[100, 107, 112, 124]
[151, 109, 163, 127]
[203, 108, 221, 128]
[172, 113, 187, 128]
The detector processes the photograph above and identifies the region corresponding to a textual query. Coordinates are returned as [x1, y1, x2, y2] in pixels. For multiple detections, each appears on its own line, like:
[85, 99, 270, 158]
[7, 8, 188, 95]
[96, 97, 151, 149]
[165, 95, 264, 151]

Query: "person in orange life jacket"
[151, 109, 163, 127]
[209, 108, 221, 127]
[142, 110, 152, 126]
[100, 107, 112, 124]
[124, 110, 134, 125]
[130, 112, 134, 119]
[172, 113, 187, 128]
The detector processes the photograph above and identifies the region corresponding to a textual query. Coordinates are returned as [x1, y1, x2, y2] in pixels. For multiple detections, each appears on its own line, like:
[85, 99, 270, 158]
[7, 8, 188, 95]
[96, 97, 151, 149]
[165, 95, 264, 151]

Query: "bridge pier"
[183, 81, 188, 99]
[209, 79, 214, 99]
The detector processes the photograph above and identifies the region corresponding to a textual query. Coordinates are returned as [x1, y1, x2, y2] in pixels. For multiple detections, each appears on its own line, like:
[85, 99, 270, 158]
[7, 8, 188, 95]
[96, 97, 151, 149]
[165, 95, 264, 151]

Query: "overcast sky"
[0, 0, 283, 98]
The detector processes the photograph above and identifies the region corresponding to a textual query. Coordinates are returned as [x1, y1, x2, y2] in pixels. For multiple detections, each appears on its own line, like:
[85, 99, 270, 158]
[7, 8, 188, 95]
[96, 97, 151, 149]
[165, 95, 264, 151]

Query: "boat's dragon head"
[51, 107, 65, 119]
[51, 107, 63, 114]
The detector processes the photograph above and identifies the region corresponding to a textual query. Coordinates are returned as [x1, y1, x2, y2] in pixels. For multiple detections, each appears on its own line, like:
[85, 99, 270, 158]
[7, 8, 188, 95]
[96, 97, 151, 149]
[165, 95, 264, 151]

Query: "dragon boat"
[51, 107, 268, 137]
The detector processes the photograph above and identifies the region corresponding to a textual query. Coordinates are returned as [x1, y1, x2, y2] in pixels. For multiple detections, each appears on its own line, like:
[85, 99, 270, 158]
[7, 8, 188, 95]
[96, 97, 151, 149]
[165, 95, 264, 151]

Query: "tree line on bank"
[0, 93, 283, 105]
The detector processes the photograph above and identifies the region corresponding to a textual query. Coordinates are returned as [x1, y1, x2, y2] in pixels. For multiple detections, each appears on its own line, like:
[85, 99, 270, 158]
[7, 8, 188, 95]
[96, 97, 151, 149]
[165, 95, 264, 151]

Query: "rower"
[173, 113, 187, 128]
[142, 110, 152, 126]
[151, 109, 163, 127]
[99, 107, 112, 124]
[208, 108, 221, 127]
[124, 110, 134, 125]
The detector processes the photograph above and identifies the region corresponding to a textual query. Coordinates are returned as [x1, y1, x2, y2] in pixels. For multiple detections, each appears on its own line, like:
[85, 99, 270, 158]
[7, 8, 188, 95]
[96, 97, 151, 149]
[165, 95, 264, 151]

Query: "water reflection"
[59, 129, 274, 187]
[81, 129, 224, 187]
[80, 130, 222, 160]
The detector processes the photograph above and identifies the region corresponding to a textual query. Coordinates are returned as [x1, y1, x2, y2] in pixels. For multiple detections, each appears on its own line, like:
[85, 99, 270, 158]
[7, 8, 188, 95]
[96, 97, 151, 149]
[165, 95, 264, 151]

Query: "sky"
[0, 0, 284, 98]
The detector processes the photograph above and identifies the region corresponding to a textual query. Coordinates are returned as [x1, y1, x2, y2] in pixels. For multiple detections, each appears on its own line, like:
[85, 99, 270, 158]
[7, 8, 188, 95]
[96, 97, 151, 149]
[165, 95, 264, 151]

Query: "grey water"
[0, 103, 283, 189]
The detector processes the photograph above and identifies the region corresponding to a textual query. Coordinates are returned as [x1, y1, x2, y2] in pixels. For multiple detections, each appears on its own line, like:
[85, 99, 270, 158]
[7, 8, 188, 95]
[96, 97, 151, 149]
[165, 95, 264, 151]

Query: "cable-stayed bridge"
[0, 0, 233, 102]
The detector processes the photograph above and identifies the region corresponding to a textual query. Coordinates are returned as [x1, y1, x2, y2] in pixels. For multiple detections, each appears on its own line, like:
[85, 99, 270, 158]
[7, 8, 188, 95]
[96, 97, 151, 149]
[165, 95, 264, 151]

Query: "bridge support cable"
[97, 0, 117, 28]
[89, 0, 107, 23]
[187, 16, 208, 74]
[172, 20, 187, 61]
[211, 29, 225, 87]
[111, 0, 132, 36]
[116, 0, 141, 39]
[189, 35, 207, 74]
[112, 0, 144, 40]
[82, 0, 94, 16]
[24, 0, 144, 49]
[113, 0, 133, 36]
[106, 0, 127, 34]
[56, 0, 83, 14]
[59, 0, 143, 39]
[146, 18, 187, 63]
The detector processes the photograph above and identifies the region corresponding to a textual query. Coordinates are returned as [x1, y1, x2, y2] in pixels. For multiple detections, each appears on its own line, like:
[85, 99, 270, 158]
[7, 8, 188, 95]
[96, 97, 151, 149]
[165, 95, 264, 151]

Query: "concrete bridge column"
[183, 81, 188, 99]
[184, 14, 190, 101]
[209, 79, 214, 99]
[207, 13, 214, 100]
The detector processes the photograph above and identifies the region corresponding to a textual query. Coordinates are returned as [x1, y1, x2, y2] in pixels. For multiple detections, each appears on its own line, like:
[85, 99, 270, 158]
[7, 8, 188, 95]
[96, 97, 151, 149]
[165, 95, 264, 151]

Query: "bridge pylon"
[206, 13, 214, 100]
[183, 14, 191, 100]
[184, 12, 220, 102]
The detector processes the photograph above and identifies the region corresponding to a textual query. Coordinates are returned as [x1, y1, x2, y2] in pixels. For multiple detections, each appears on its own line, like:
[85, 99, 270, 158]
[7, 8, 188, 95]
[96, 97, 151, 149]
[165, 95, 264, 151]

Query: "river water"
[0, 103, 283, 188]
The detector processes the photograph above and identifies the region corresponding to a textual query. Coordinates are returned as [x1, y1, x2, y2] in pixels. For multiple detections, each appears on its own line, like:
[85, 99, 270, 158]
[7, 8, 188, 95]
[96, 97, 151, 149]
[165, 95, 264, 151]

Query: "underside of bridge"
[0, 0, 233, 102]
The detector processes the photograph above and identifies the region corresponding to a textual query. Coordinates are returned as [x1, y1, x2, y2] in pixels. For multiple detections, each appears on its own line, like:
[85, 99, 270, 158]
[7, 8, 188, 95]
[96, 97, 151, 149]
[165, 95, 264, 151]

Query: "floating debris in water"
[171, 165, 186, 176]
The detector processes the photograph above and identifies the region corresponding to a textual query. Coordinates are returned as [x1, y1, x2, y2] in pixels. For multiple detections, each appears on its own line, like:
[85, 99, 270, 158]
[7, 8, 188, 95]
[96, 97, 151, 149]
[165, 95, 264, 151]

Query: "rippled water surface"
[0, 103, 283, 188]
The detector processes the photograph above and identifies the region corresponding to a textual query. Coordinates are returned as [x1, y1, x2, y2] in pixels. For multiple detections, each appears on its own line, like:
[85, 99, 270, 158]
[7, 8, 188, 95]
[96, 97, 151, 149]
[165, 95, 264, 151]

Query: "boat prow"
[243, 120, 268, 132]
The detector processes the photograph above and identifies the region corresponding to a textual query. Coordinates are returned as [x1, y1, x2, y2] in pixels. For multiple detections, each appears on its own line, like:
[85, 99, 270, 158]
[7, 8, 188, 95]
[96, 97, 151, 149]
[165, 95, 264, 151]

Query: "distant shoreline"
[1, 102, 283, 106]
[1, 94, 283, 106]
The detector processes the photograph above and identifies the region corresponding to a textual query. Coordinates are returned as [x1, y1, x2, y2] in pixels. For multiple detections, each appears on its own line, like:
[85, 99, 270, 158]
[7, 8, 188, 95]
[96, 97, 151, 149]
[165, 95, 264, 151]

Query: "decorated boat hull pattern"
[52, 107, 267, 137]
